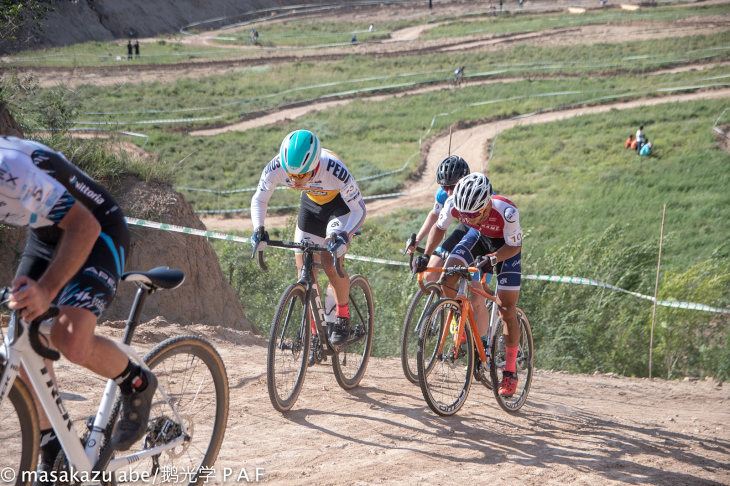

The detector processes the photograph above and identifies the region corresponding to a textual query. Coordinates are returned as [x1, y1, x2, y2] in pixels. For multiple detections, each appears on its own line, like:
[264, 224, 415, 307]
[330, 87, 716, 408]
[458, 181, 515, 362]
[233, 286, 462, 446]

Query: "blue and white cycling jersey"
[432, 187, 449, 214]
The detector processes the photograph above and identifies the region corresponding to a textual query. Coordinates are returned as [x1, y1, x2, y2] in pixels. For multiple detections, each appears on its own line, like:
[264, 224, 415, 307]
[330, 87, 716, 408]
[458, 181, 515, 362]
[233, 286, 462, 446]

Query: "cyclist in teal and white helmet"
[280, 129, 322, 176]
[251, 130, 367, 350]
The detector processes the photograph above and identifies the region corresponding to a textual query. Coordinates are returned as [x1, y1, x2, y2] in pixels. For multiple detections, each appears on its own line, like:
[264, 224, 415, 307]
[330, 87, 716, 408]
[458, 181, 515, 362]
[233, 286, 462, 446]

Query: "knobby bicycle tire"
[126, 336, 230, 485]
[401, 282, 442, 384]
[0, 363, 40, 486]
[332, 275, 374, 390]
[417, 298, 474, 416]
[489, 307, 534, 413]
[267, 283, 310, 412]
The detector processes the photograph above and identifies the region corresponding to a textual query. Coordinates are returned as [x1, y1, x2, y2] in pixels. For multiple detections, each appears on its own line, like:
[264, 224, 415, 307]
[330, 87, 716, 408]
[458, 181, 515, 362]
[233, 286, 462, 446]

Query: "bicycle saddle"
[122, 266, 185, 290]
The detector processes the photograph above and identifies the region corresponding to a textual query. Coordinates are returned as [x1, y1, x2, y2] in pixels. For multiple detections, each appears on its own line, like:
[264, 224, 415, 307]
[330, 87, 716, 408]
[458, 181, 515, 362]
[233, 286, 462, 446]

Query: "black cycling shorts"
[296, 192, 351, 240]
[15, 221, 130, 317]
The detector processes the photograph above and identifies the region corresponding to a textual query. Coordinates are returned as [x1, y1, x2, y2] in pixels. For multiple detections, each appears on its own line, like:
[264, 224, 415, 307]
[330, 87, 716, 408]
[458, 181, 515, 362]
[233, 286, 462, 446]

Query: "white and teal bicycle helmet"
[279, 130, 321, 175]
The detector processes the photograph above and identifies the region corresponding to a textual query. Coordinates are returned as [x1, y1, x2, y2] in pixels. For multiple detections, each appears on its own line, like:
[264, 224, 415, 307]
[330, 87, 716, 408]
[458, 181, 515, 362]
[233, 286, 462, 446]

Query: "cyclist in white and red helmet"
[416, 172, 523, 398]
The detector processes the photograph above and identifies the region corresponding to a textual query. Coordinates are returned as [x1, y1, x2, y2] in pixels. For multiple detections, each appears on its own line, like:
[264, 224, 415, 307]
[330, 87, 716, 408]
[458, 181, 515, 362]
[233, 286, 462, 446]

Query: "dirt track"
[51, 321, 730, 485]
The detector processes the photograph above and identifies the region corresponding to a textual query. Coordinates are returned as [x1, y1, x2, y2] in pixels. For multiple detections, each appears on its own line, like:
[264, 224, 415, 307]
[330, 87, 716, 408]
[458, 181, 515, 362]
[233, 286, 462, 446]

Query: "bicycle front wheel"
[267, 283, 310, 411]
[0, 364, 39, 486]
[418, 299, 473, 416]
[490, 307, 534, 413]
[332, 275, 374, 390]
[122, 336, 229, 485]
[401, 282, 442, 384]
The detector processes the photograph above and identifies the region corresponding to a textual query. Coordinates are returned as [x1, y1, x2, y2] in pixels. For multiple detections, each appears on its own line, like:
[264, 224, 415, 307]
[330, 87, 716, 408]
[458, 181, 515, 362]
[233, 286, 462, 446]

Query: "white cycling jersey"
[0, 138, 75, 228]
[437, 194, 523, 247]
[251, 149, 366, 237]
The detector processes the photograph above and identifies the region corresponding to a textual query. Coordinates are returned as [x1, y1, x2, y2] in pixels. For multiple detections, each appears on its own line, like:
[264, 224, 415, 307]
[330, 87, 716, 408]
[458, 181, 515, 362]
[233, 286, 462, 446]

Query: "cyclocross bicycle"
[400, 234, 448, 385]
[416, 261, 533, 416]
[1, 267, 229, 486]
[254, 238, 374, 413]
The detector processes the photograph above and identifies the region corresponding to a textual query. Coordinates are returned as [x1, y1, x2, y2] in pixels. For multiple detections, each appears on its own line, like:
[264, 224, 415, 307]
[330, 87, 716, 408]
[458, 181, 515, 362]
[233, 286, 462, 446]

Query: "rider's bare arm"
[410, 211, 439, 253]
[10, 202, 101, 321]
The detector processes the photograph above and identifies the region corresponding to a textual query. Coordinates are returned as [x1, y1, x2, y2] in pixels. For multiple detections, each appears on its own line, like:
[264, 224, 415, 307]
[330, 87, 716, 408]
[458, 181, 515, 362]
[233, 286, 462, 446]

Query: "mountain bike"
[0, 267, 229, 486]
[254, 237, 374, 413]
[416, 262, 533, 416]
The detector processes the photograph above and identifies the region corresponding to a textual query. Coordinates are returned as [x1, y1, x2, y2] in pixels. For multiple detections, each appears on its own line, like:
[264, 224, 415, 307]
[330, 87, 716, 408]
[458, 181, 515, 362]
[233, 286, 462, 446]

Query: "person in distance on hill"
[0, 137, 155, 482]
[250, 130, 366, 346]
[625, 134, 634, 149]
[405, 155, 493, 326]
[415, 173, 523, 398]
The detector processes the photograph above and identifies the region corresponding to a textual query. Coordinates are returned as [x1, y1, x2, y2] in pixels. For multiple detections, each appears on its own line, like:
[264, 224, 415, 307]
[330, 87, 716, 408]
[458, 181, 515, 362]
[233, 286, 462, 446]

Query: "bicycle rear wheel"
[118, 336, 229, 485]
[418, 299, 473, 416]
[267, 283, 310, 412]
[490, 307, 534, 413]
[0, 364, 39, 486]
[401, 282, 442, 384]
[332, 275, 374, 390]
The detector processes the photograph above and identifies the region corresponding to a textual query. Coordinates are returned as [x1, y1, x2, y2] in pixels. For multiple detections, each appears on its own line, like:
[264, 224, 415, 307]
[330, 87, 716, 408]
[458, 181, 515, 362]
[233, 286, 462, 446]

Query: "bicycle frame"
[418, 267, 500, 366]
[0, 286, 187, 475]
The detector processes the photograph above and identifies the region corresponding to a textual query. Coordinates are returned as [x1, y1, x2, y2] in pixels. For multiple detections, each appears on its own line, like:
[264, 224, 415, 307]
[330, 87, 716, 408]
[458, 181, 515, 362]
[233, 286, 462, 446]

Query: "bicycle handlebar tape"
[29, 309, 61, 361]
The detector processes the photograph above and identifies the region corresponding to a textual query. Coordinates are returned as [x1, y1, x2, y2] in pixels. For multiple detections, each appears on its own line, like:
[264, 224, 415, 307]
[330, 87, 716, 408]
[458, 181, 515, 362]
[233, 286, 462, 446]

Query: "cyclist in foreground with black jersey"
[0, 137, 156, 481]
[415, 172, 523, 397]
[250, 130, 366, 346]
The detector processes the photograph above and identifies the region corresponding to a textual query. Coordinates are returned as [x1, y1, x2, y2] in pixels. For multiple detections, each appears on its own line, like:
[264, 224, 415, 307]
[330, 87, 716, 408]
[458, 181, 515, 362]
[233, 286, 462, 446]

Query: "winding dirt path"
[11, 11, 730, 89]
[199, 87, 730, 233]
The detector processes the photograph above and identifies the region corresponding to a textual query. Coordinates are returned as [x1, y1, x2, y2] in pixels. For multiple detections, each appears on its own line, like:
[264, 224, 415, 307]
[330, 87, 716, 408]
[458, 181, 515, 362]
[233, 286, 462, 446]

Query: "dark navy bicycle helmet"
[436, 155, 470, 186]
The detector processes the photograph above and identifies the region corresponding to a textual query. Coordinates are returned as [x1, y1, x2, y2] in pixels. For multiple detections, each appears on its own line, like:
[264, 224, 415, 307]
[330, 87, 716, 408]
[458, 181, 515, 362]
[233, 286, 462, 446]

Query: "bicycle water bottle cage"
[122, 267, 185, 291]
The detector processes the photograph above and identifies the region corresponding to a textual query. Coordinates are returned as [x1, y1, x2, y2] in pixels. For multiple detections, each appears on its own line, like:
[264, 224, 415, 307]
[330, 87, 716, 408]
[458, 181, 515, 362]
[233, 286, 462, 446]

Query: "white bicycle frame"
[0, 313, 187, 474]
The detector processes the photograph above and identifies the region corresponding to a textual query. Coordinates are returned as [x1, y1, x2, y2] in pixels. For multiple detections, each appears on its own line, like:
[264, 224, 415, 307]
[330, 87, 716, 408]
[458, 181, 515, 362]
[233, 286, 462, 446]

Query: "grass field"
[154, 65, 730, 213]
[422, 4, 730, 39]
[61, 29, 730, 132]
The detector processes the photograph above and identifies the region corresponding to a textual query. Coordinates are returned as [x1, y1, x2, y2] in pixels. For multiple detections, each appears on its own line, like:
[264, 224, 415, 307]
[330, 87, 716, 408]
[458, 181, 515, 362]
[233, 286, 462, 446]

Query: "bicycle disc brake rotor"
[144, 414, 190, 459]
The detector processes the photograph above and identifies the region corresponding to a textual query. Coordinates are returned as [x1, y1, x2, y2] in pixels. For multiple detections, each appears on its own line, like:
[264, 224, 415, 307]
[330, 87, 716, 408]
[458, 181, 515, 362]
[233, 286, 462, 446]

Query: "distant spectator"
[127, 40, 133, 60]
[625, 134, 634, 149]
[635, 125, 645, 153]
[351, 34, 357, 44]
[639, 140, 653, 156]
[519, 0, 524, 7]
[134, 40, 140, 58]
[600, 0, 607, 5]
[499, 0, 503, 10]
[369, 24, 374, 32]
[630, 137, 638, 150]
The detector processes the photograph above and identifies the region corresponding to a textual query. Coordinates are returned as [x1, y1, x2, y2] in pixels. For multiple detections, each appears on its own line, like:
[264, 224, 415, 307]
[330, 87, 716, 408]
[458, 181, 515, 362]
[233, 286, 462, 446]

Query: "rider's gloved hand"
[251, 226, 269, 253]
[327, 232, 349, 259]
[413, 254, 430, 273]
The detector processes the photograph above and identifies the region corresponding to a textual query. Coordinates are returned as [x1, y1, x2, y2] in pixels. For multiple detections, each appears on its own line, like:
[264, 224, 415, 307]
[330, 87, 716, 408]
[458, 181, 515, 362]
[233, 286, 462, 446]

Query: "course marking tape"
[125, 216, 730, 314]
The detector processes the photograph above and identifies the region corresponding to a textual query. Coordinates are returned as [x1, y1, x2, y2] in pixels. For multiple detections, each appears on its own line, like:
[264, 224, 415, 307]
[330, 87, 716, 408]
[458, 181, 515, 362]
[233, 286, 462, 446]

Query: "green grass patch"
[423, 4, 730, 39]
[59, 29, 730, 131]
[146, 65, 730, 213]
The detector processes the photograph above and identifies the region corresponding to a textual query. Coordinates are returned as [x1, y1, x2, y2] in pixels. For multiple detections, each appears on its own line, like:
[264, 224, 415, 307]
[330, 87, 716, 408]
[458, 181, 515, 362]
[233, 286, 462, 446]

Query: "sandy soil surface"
[47, 320, 730, 485]
[199, 87, 730, 234]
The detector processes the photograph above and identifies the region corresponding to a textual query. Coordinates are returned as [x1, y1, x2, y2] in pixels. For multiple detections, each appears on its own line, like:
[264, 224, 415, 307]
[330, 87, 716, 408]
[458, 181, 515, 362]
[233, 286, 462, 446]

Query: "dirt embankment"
[0, 110, 257, 333]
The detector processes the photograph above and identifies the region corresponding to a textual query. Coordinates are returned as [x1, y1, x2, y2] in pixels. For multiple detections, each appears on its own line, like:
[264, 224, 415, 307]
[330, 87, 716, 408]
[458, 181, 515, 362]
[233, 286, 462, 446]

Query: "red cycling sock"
[336, 303, 350, 318]
[504, 346, 518, 374]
